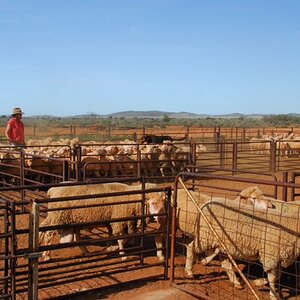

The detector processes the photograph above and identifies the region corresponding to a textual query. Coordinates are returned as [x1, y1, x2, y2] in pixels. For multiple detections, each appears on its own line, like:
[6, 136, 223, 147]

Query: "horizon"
[2, 110, 299, 118]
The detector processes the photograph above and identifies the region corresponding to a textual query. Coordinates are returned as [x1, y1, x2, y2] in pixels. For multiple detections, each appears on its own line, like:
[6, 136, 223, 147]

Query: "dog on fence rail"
[140, 134, 187, 144]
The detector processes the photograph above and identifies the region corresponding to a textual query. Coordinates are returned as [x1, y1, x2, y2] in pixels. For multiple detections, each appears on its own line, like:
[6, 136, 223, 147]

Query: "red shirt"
[7, 118, 25, 144]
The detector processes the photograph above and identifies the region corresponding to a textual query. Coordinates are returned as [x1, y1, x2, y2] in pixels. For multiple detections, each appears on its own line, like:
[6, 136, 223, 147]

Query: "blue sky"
[1, 0, 299, 117]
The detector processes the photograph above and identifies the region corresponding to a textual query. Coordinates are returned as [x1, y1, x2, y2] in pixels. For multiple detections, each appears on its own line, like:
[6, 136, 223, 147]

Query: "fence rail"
[0, 180, 171, 299]
[2, 139, 300, 189]
[1, 125, 300, 143]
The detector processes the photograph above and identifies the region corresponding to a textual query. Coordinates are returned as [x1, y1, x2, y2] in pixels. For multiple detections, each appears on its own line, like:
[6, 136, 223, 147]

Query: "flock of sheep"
[38, 180, 300, 300]
[250, 132, 300, 157]
[0, 137, 207, 183]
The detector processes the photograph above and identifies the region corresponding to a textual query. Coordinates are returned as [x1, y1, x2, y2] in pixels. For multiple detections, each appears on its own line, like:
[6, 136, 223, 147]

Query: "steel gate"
[0, 199, 17, 300]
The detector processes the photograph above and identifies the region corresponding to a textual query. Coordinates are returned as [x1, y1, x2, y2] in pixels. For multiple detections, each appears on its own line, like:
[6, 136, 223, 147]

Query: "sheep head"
[238, 186, 275, 210]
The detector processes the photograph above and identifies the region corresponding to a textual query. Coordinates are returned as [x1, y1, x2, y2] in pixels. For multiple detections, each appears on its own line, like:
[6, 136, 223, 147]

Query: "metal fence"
[1, 125, 300, 143]
[2, 139, 300, 189]
[169, 172, 300, 300]
[0, 180, 171, 299]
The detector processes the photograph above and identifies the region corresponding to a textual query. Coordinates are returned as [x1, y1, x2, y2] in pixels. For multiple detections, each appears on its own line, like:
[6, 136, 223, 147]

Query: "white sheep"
[40, 182, 166, 261]
[174, 186, 276, 290]
[182, 196, 300, 300]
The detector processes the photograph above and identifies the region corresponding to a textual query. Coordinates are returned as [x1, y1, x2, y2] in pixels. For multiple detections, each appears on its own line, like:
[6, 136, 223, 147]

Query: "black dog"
[140, 134, 186, 144]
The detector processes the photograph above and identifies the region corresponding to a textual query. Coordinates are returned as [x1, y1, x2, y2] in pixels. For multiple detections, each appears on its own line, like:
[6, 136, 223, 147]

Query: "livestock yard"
[2, 126, 300, 299]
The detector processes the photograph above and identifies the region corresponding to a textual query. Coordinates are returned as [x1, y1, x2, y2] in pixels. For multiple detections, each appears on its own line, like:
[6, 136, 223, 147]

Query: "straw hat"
[12, 107, 24, 115]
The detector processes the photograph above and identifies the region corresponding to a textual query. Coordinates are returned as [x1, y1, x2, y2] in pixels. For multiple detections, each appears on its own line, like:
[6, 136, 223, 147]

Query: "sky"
[1, 0, 300, 117]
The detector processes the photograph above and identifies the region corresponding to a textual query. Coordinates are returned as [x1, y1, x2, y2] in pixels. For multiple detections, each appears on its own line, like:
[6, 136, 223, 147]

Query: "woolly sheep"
[183, 196, 300, 300]
[40, 182, 166, 261]
[174, 186, 276, 290]
[175, 186, 275, 237]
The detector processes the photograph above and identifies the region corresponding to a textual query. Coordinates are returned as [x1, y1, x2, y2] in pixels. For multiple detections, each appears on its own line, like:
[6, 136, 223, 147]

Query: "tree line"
[1, 114, 300, 128]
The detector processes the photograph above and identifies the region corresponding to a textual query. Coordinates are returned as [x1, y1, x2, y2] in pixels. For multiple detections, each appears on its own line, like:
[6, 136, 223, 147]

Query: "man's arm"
[5, 123, 12, 143]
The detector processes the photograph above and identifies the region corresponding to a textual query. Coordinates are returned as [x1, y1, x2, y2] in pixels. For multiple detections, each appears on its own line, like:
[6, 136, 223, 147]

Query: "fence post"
[63, 160, 70, 181]
[281, 172, 288, 202]
[291, 172, 296, 201]
[190, 142, 196, 166]
[19, 149, 26, 204]
[186, 126, 190, 139]
[232, 141, 237, 175]
[257, 129, 261, 138]
[269, 141, 277, 173]
[75, 145, 82, 181]
[137, 145, 141, 178]
[242, 129, 246, 141]
[28, 200, 40, 300]
[220, 139, 225, 168]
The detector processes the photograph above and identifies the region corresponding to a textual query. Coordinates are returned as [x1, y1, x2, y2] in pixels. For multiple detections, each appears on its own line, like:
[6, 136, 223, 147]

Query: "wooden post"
[186, 126, 190, 138]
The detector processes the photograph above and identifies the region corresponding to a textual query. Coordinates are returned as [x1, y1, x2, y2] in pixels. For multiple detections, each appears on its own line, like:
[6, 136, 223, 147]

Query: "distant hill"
[25, 111, 300, 119]
[71, 111, 262, 119]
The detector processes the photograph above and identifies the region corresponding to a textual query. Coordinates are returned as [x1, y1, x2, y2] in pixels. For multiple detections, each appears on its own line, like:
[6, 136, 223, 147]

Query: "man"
[5, 107, 26, 147]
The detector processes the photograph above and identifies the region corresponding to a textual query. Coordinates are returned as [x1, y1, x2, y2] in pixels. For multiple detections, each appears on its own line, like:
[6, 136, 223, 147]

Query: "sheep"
[176, 186, 275, 236]
[25, 155, 50, 183]
[171, 146, 190, 173]
[177, 185, 275, 236]
[181, 195, 300, 300]
[158, 143, 176, 177]
[39, 182, 166, 262]
[114, 149, 137, 177]
[0, 152, 21, 184]
[80, 155, 101, 178]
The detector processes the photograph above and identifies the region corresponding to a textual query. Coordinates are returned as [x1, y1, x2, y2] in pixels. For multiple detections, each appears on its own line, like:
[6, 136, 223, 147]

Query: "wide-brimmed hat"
[12, 107, 24, 115]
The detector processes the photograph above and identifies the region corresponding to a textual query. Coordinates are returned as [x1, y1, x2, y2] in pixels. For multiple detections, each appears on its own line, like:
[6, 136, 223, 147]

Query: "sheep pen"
[171, 176, 300, 300]
[3, 171, 300, 299]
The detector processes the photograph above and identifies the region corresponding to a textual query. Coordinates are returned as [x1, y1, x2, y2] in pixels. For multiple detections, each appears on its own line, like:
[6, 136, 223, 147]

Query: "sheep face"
[146, 192, 166, 222]
[238, 186, 275, 210]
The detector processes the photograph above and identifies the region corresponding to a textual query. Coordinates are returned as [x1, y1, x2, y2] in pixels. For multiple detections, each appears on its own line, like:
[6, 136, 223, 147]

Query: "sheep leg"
[117, 238, 127, 260]
[159, 167, 165, 177]
[74, 228, 89, 255]
[253, 277, 269, 286]
[60, 228, 74, 243]
[154, 234, 165, 261]
[185, 240, 195, 278]
[39, 230, 56, 261]
[221, 259, 243, 289]
[267, 269, 280, 300]
[201, 248, 220, 265]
